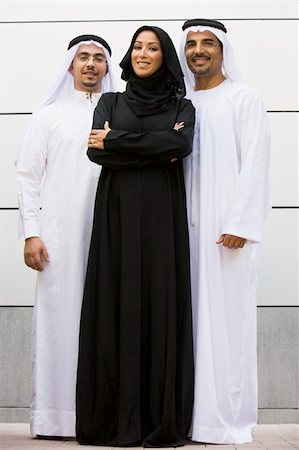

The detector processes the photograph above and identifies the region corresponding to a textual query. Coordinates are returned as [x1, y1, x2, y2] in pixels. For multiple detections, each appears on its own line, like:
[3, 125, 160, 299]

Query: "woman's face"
[131, 30, 163, 78]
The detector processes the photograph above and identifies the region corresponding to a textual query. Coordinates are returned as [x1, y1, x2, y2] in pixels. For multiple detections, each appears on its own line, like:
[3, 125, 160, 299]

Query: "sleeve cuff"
[221, 227, 262, 243]
[23, 220, 40, 240]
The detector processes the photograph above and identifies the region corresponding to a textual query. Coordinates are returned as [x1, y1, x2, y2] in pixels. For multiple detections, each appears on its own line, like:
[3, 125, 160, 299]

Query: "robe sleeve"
[221, 88, 271, 243]
[87, 94, 155, 169]
[87, 95, 194, 168]
[15, 110, 48, 239]
[103, 100, 195, 161]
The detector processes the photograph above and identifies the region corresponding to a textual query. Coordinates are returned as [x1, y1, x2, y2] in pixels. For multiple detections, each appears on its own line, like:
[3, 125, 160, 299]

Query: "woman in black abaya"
[76, 26, 194, 448]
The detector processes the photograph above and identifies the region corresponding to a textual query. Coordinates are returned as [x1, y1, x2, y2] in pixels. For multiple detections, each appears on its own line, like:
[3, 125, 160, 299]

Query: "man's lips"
[192, 56, 210, 63]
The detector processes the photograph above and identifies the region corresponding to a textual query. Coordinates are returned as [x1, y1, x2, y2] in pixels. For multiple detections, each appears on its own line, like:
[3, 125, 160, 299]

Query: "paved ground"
[0, 423, 298, 449]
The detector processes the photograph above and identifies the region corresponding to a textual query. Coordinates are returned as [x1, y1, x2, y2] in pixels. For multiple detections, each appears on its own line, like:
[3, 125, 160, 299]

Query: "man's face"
[184, 30, 223, 80]
[69, 44, 107, 92]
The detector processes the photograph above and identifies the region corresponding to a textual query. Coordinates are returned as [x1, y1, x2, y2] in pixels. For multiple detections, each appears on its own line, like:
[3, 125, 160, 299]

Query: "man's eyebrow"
[77, 51, 106, 57]
[186, 38, 217, 44]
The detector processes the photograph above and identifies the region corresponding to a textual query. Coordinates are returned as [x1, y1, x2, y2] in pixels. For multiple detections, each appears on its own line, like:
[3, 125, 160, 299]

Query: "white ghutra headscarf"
[179, 19, 243, 90]
[35, 34, 118, 111]
[179, 20, 243, 226]
[16, 35, 118, 237]
[16, 34, 117, 161]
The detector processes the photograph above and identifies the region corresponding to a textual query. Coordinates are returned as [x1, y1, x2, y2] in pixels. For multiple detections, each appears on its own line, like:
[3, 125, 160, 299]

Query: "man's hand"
[216, 234, 246, 249]
[24, 237, 50, 271]
[88, 121, 111, 150]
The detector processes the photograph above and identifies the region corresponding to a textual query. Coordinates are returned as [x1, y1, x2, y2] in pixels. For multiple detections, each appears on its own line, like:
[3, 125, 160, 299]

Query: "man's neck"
[73, 82, 102, 94]
[194, 74, 226, 91]
[84, 87, 102, 94]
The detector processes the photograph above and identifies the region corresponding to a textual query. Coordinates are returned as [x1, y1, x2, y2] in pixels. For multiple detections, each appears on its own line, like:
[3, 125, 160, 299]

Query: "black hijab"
[120, 26, 186, 117]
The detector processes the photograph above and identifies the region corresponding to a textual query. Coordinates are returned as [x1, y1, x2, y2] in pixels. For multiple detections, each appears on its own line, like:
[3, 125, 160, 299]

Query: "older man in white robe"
[179, 19, 271, 445]
[16, 34, 117, 438]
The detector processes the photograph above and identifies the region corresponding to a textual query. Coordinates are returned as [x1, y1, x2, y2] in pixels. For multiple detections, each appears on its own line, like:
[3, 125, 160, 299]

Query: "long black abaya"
[76, 26, 195, 448]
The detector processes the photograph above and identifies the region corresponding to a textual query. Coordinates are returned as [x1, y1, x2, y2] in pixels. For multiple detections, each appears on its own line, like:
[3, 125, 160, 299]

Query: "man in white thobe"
[16, 34, 117, 438]
[179, 19, 271, 444]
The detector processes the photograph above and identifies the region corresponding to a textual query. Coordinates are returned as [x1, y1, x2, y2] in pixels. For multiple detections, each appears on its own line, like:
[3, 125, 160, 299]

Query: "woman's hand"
[169, 122, 185, 162]
[173, 122, 184, 131]
[88, 121, 111, 150]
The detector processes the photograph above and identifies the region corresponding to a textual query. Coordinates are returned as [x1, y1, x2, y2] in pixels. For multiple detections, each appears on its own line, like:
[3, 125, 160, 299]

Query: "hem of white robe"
[30, 409, 75, 437]
[191, 424, 254, 445]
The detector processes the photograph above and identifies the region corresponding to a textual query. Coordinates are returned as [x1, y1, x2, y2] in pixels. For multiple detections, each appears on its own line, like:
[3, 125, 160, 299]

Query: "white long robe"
[184, 79, 271, 444]
[16, 86, 102, 437]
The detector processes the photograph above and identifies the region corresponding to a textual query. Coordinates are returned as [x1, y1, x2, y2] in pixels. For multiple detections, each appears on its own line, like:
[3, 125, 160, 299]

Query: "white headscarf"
[16, 38, 118, 237]
[179, 23, 243, 226]
[35, 39, 118, 111]
[179, 25, 243, 90]
[16, 38, 117, 164]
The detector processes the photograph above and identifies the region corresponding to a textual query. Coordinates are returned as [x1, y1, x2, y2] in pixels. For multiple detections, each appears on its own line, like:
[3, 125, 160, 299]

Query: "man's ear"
[68, 62, 74, 74]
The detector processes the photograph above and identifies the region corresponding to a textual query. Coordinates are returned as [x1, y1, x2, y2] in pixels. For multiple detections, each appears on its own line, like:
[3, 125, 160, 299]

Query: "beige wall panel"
[0, 8, 298, 308]
[0, 115, 31, 207]
[268, 112, 298, 207]
[0, 210, 36, 306]
[2, 112, 298, 208]
[0, 19, 298, 112]
[2, 0, 298, 22]
[225, 20, 298, 111]
[1, 210, 298, 307]
[257, 209, 298, 306]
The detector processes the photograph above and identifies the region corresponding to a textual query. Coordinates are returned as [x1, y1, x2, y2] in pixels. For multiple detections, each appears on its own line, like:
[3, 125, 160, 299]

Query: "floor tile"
[0, 424, 298, 449]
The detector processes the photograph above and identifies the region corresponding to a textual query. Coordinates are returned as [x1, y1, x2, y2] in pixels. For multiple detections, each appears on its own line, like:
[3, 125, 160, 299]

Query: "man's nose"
[195, 43, 203, 53]
[86, 56, 95, 65]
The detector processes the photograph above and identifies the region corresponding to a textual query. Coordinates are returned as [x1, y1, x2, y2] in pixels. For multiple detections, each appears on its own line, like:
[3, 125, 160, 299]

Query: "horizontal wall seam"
[258, 407, 299, 410]
[0, 113, 32, 115]
[0, 406, 30, 409]
[1, 18, 299, 24]
[2, 207, 299, 210]
[1, 111, 298, 116]
[257, 305, 299, 308]
[1, 305, 298, 308]
[0, 305, 34, 308]
[1, 407, 296, 411]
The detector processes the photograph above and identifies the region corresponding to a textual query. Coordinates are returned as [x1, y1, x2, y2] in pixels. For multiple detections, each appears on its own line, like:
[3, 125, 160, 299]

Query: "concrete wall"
[0, 0, 298, 423]
[1, 307, 298, 422]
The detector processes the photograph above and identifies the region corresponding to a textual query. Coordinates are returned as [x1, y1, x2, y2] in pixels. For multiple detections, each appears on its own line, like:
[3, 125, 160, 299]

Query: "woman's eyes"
[133, 45, 159, 52]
